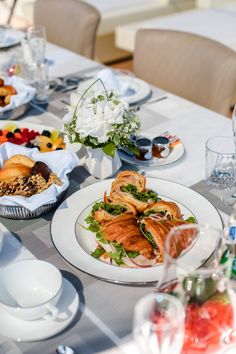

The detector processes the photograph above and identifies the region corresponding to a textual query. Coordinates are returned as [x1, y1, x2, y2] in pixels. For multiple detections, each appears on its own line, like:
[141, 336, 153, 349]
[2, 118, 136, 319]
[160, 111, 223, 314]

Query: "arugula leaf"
[121, 184, 158, 202]
[108, 251, 124, 265]
[91, 248, 105, 259]
[102, 142, 116, 157]
[143, 210, 165, 217]
[91, 201, 127, 216]
[185, 216, 197, 223]
[127, 251, 140, 258]
[91, 201, 104, 213]
[140, 223, 157, 248]
[104, 203, 127, 215]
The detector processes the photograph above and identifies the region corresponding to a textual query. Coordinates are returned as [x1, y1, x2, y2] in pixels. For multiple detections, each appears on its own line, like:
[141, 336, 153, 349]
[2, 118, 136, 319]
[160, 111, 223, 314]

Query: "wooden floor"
[109, 59, 134, 73]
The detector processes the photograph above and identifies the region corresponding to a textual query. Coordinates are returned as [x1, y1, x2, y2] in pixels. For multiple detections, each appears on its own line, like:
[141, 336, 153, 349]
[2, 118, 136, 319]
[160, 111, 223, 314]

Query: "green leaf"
[121, 184, 158, 203]
[91, 248, 105, 259]
[185, 217, 197, 223]
[125, 142, 140, 157]
[102, 142, 116, 158]
[127, 251, 140, 258]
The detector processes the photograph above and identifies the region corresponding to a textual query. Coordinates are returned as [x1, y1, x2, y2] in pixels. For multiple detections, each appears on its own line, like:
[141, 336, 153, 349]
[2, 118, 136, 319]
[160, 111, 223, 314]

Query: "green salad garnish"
[91, 247, 105, 259]
[91, 201, 127, 216]
[140, 223, 156, 248]
[121, 184, 158, 202]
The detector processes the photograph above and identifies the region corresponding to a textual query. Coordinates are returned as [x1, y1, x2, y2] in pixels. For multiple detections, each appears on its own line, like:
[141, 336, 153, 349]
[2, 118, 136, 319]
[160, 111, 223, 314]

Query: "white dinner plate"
[0, 29, 25, 49]
[0, 278, 79, 341]
[0, 121, 81, 153]
[77, 75, 152, 105]
[51, 178, 223, 284]
[119, 142, 185, 167]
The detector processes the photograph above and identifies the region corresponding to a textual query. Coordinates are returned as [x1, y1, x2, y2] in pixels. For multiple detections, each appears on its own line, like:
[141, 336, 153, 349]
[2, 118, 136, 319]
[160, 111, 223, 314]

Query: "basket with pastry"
[0, 143, 79, 219]
[0, 76, 36, 120]
[85, 170, 197, 268]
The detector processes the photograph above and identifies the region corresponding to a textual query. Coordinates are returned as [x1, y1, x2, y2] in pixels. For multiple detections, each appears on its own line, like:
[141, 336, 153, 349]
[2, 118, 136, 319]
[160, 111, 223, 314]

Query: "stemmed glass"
[27, 25, 47, 66]
[26, 25, 49, 103]
[158, 224, 236, 354]
[205, 136, 236, 205]
[133, 292, 185, 354]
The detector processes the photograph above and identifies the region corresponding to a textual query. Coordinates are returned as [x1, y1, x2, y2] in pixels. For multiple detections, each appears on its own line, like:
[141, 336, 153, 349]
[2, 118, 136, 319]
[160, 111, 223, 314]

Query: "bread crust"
[4, 155, 35, 168]
[0, 164, 31, 181]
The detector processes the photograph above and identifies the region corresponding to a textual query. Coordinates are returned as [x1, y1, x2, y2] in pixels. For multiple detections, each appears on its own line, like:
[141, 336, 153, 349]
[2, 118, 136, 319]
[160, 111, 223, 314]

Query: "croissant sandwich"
[91, 193, 137, 224]
[110, 171, 158, 213]
[86, 213, 158, 267]
[140, 218, 194, 261]
[143, 200, 182, 220]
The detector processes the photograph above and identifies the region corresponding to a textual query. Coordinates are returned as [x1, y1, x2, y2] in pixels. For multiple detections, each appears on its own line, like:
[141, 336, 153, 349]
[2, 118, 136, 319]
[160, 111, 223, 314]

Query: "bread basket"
[0, 189, 67, 219]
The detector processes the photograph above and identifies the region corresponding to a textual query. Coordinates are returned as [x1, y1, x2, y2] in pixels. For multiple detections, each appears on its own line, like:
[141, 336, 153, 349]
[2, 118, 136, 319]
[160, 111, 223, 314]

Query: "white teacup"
[0, 259, 63, 321]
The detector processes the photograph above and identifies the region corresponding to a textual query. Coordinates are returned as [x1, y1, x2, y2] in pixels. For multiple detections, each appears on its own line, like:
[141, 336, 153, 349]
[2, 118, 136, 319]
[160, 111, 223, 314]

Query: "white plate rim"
[51, 178, 223, 284]
[78, 75, 152, 105]
[119, 142, 185, 167]
[0, 120, 81, 153]
[0, 29, 25, 49]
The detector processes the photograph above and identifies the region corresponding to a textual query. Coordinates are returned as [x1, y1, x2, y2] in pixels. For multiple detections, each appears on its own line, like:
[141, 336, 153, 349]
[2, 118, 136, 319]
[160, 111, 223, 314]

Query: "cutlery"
[130, 95, 167, 112]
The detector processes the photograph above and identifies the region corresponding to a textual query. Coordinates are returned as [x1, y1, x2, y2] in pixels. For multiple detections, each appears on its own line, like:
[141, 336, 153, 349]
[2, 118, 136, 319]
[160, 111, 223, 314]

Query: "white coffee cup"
[0, 259, 63, 321]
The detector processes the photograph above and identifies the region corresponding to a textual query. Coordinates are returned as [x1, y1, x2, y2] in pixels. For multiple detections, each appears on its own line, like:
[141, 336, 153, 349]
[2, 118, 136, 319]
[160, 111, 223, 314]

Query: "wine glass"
[133, 292, 185, 354]
[27, 25, 46, 66]
[205, 136, 236, 205]
[158, 224, 236, 354]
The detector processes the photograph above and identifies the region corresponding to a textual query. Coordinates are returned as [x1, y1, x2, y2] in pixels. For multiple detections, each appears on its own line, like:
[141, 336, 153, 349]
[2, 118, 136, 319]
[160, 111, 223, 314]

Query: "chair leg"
[7, 0, 18, 24]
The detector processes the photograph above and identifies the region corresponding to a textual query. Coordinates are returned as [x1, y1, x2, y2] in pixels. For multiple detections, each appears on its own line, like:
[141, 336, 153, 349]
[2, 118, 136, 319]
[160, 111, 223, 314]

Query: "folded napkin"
[0, 76, 36, 112]
[0, 143, 80, 211]
[96, 69, 134, 97]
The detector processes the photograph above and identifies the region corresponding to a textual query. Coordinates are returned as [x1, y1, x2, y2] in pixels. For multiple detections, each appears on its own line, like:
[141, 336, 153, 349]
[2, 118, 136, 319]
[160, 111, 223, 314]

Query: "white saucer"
[0, 278, 79, 342]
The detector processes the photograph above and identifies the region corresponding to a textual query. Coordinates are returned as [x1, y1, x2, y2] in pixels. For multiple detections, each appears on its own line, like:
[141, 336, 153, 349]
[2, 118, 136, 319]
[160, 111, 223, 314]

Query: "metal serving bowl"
[0, 102, 30, 120]
[0, 190, 67, 220]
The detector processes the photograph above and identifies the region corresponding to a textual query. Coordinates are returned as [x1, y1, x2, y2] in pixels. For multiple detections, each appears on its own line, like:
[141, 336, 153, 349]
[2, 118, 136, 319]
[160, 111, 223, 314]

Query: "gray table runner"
[191, 179, 233, 217]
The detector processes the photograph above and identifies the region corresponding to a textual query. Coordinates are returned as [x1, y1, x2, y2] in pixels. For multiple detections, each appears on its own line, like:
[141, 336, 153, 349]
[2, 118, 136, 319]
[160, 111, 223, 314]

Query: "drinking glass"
[27, 25, 46, 66]
[158, 224, 236, 354]
[133, 293, 185, 354]
[205, 136, 236, 205]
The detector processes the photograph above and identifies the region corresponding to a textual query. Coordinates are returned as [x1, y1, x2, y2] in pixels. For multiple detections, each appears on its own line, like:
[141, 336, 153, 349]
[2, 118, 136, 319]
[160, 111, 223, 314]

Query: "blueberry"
[14, 128, 21, 133]
[42, 130, 51, 137]
[25, 142, 34, 148]
[6, 132, 14, 138]
[47, 142, 52, 148]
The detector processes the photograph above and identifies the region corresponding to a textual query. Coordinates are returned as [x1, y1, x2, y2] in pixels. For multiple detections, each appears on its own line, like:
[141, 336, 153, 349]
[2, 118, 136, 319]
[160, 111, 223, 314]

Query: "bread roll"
[0, 85, 17, 96]
[0, 164, 31, 182]
[4, 155, 35, 168]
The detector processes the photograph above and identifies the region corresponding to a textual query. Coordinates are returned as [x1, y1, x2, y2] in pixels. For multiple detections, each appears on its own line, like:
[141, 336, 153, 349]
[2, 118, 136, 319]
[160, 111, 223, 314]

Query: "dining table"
[0, 40, 234, 354]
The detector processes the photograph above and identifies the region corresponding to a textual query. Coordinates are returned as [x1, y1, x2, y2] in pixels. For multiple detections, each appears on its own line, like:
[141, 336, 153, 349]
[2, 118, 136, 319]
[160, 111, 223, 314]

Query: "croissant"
[0, 85, 17, 96]
[102, 214, 156, 259]
[140, 218, 193, 260]
[144, 200, 182, 220]
[110, 171, 157, 213]
[115, 171, 146, 191]
[93, 193, 137, 224]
